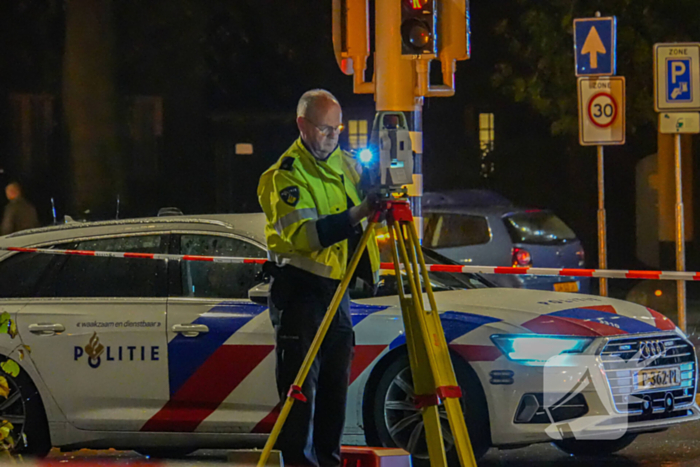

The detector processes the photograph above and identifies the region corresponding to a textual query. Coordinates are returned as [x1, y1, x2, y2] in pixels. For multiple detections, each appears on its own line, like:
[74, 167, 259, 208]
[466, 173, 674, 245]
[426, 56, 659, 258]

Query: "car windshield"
[349, 239, 490, 299]
[503, 211, 577, 245]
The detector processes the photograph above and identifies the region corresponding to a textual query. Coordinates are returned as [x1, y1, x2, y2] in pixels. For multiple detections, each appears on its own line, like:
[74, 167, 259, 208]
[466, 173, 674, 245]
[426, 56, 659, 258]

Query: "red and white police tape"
[5, 246, 700, 281]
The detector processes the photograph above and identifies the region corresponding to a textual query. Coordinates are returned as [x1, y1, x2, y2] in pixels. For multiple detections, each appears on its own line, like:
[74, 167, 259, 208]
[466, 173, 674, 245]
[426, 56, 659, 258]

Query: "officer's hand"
[350, 191, 381, 226]
[365, 189, 382, 211]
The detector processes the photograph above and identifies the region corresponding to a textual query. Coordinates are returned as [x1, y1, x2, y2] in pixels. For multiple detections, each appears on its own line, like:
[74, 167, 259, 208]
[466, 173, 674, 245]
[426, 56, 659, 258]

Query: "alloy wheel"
[382, 366, 454, 458]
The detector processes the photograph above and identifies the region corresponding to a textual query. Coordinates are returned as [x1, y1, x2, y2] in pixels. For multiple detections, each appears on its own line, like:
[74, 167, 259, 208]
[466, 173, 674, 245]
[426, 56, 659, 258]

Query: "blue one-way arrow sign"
[574, 17, 617, 76]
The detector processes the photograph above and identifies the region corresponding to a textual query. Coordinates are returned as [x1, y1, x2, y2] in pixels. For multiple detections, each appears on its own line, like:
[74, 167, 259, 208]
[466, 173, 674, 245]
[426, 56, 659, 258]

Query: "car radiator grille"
[600, 334, 697, 416]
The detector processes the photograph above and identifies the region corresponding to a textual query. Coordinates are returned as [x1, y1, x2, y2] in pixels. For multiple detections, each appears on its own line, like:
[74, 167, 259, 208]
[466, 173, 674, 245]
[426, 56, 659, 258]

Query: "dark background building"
[0, 0, 698, 289]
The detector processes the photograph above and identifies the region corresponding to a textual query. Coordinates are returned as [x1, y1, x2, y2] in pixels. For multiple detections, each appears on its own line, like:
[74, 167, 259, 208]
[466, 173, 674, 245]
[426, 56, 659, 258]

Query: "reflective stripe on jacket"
[258, 138, 380, 282]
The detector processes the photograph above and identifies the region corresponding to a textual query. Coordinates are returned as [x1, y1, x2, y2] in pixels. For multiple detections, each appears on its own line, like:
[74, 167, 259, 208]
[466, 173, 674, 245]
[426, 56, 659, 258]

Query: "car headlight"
[490, 334, 593, 366]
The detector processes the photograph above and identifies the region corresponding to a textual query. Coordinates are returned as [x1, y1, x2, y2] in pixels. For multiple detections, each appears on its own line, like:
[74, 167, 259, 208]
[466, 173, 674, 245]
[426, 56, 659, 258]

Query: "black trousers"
[270, 266, 354, 467]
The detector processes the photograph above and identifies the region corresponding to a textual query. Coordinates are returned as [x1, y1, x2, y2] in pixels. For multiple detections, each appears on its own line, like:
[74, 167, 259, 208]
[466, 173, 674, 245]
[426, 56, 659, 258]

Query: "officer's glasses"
[307, 119, 344, 137]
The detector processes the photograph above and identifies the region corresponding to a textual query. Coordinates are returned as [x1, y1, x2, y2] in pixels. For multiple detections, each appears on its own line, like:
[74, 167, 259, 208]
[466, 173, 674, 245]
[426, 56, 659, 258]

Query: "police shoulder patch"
[279, 186, 300, 207]
[279, 157, 295, 171]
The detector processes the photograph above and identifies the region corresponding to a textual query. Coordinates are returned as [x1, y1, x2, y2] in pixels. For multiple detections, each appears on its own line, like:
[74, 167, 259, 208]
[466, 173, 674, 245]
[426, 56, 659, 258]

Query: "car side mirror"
[248, 282, 270, 305]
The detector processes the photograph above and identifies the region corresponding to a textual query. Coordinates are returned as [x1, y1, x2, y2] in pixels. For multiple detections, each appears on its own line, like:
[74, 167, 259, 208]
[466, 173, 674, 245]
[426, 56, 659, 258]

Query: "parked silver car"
[423, 195, 589, 293]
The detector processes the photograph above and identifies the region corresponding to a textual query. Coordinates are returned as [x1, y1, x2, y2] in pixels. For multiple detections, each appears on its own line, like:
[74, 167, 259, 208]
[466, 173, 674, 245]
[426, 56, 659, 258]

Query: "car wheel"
[135, 448, 197, 458]
[0, 364, 51, 457]
[364, 352, 490, 466]
[552, 434, 638, 457]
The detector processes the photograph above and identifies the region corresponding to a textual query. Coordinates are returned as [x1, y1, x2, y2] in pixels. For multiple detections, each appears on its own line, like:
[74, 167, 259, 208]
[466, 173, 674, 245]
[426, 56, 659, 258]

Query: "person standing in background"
[1, 182, 40, 235]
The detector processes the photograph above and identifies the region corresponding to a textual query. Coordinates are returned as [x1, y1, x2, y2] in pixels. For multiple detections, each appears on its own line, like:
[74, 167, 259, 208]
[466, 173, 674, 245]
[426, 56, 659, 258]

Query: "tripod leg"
[405, 221, 478, 467]
[390, 219, 449, 467]
[443, 397, 477, 467]
[388, 223, 420, 360]
[398, 223, 425, 311]
[257, 222, 378, 467]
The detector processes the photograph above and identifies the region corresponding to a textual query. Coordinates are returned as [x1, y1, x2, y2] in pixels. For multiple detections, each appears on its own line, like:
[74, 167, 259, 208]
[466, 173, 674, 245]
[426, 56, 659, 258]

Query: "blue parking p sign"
[574, 17, 616, 76]
[654, 43, 700, 112]
[667, 59, 692, 102]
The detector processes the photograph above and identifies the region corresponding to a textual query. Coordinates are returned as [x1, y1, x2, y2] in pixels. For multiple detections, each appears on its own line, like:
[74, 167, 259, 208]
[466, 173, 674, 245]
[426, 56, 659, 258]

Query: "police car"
[0, 213, 696, 463]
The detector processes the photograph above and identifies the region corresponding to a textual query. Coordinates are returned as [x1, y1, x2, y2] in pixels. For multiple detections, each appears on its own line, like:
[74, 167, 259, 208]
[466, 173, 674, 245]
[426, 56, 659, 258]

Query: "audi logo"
[639, 340, 667, 360]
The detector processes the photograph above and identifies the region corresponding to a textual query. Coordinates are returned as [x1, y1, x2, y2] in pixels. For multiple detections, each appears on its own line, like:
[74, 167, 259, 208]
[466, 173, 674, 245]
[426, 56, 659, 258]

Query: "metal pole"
[597, 145, 608, 296]
[50, 198, 57, 225]
[409, 102, 423, 239]
[375, 0, 415, 112]
[674, 133, 687, 332]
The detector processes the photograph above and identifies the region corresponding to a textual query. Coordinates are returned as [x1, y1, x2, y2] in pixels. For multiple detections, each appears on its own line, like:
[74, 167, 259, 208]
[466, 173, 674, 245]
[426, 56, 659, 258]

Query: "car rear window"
[39, 234, 167, 298]
[503, 211, 577, 245]
[423, 213, 490, 249]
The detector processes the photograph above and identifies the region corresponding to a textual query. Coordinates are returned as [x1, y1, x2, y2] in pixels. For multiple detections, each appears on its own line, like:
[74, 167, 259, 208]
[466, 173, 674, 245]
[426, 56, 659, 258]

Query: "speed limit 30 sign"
[577, 76, 626, 145]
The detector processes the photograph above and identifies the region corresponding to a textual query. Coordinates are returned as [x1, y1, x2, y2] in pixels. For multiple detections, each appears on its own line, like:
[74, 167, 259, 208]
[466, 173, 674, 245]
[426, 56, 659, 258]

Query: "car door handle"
[172, 324, 209, 337]
[28, 323, 65, 335]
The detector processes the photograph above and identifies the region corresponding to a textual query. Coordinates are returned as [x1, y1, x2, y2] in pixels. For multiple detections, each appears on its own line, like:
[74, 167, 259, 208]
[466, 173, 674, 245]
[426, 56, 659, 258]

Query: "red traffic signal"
[401, 0, 435, 56]
[408, 0, 429, 9]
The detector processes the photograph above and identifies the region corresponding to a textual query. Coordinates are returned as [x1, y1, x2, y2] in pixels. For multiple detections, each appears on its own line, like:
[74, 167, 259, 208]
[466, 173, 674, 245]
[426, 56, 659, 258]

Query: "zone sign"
[577, 76, 626, 146]
[654, 43, 700, 111]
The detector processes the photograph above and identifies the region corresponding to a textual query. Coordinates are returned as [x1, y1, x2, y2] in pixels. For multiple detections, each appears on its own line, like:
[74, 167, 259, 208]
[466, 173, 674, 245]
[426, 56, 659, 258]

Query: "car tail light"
[576, 248, 585, 267]
[512, 247, 532, 267]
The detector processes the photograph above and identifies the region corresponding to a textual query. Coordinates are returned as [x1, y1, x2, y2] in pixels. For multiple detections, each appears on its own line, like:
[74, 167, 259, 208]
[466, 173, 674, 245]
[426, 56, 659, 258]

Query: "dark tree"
[492, 0, 700, 135]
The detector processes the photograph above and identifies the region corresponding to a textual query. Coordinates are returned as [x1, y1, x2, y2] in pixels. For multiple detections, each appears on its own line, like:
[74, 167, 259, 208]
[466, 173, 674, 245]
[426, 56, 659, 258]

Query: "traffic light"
[400, 0, 436, 57]
[332, 0, 373, 94]
[438, 0, 470, 62]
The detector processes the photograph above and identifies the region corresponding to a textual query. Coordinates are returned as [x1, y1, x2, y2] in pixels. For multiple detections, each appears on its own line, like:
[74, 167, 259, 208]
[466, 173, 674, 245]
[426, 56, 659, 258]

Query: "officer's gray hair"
[296, 89, 340, 119]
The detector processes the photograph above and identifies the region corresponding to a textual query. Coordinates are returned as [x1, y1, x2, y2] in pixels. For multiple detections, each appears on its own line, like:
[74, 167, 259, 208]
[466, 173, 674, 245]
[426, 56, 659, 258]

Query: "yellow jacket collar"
[295, 138, 344, 174]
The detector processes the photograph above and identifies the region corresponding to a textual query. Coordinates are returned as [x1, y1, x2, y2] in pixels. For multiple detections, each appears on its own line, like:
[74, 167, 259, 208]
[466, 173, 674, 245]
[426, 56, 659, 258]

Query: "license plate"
[554, 281, 580, 292]
[636, 367, 681, 390]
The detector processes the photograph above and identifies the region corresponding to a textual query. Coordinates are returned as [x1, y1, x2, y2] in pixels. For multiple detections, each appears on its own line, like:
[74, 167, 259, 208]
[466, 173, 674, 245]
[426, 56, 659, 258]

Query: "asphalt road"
[36, 421, 700, 466]
[479, 423, 700, 466]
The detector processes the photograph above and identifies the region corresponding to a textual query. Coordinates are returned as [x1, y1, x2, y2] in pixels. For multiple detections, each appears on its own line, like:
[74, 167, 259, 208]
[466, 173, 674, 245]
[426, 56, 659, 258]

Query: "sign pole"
[653, 42, 700, 330]
[597, 145, 608, 296]
[574, 15, 619, 298]
[673, 133, 687, 331]
[576, 75, 623, 299]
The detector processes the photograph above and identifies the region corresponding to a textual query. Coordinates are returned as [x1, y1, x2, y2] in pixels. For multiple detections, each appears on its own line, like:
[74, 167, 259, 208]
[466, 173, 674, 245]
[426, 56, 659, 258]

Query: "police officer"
[258, 89, 381, 467]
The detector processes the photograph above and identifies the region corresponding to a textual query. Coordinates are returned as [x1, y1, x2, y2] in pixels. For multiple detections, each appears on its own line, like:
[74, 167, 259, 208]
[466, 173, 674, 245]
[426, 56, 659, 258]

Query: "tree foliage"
[492, 0, 700, 135]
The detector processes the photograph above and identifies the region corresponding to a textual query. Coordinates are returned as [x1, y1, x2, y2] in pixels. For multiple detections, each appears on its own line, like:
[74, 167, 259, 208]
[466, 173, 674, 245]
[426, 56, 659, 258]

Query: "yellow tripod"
[257, 199, 477, 467]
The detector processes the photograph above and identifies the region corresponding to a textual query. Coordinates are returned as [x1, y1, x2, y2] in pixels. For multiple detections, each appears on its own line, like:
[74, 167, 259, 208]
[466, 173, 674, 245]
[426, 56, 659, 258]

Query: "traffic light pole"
[374, 0, 416, 113]
[374, 0, 422, 225]
[409, 105, 423, 237]
[334, 0, 469, 226]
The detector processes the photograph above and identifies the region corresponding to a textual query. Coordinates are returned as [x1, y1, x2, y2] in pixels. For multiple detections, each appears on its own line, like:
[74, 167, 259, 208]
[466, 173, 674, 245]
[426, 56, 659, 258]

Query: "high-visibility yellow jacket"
[258, 138, 380, 283]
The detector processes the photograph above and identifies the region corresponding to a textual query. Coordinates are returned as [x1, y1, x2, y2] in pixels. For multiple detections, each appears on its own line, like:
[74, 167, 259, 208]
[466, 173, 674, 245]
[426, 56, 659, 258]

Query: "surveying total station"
[257, 112, 478, 467]
[360, 112, 414, 191]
